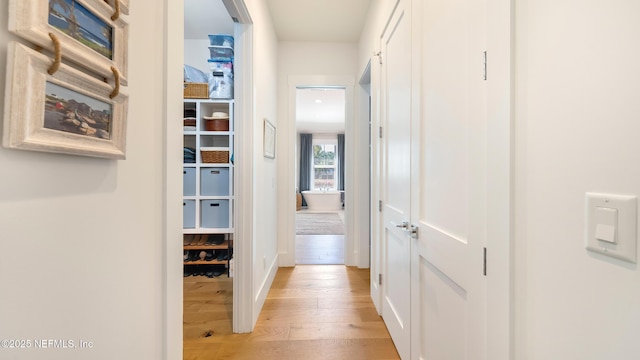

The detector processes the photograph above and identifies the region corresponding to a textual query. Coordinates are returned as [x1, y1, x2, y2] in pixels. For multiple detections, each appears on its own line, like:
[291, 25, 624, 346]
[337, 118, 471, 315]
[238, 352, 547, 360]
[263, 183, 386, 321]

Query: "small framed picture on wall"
[263, 118, 275, 159]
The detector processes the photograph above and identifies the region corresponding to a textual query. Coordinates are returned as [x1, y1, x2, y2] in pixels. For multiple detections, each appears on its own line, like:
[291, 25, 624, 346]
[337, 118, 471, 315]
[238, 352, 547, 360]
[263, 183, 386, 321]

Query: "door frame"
[280, 75, 358, 267]
[486, 0, 514, 357]
[367, 53, 383, 313]
[162, 2, 255, 358]
[231, 12, 255, 333]
[162, 0, 184, 357]
[357, 62, 373, 270]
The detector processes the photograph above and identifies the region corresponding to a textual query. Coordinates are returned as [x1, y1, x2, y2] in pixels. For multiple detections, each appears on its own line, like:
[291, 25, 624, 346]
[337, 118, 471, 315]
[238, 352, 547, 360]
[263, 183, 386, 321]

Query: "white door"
[380, 1, 412, 358]
[411, 0, 488, 358]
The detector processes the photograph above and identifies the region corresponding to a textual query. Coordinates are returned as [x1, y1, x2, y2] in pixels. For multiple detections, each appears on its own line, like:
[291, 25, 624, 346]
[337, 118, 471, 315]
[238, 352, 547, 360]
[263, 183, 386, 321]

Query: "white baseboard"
[252, 253, 279, 326]
[278, 250, 295, 267]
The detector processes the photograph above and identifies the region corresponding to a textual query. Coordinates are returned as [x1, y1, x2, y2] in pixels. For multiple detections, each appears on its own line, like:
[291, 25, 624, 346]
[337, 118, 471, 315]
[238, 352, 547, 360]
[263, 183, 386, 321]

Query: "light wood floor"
[295, 235, 345, 265]
[183, 265, 399, 359]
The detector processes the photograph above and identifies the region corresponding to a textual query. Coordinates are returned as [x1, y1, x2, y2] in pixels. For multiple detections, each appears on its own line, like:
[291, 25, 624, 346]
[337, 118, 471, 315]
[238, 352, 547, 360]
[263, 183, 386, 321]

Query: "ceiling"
[184, 0, 234, 39]
[184, 0, 371, 42]
[265, 0, 372, 42]
[185, 0, 371, 133]
[296, 88, 346, 133]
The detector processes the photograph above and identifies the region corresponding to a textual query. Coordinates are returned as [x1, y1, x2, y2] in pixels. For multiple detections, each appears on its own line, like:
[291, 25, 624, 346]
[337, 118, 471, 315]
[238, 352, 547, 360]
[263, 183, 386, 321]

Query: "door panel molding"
[421, 224, 470, 290]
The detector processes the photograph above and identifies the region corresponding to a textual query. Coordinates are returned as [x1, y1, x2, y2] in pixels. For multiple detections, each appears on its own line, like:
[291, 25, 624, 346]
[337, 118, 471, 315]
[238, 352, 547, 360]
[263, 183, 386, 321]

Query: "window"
[313, 144, 336, 190]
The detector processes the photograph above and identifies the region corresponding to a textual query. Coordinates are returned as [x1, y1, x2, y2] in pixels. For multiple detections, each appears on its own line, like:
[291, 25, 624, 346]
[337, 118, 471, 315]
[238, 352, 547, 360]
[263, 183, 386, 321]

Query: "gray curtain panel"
[299, 133, 312, 206]
[337, 133, 345, 191]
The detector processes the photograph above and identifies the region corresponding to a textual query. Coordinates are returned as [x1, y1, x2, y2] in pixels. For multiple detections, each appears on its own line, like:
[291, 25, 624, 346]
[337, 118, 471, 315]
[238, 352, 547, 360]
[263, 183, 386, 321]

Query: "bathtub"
[302, 190, 343, 212]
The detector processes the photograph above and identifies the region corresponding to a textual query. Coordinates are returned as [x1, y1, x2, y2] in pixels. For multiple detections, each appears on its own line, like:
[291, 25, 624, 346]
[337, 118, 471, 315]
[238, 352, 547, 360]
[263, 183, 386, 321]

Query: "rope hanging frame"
[47, 33, 62, 75]
[111, 0, 121, 21]
[110, 66, 121, 99]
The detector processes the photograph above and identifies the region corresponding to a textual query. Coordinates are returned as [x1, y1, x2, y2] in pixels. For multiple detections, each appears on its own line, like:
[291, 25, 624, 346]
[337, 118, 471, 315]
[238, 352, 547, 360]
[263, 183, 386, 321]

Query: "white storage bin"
[183, 200, 196, 229]
[200, 167, 230, 196]
[183, 168, 196, 196]
[207, 60, 233, 99]
[201, 199, 230, 228]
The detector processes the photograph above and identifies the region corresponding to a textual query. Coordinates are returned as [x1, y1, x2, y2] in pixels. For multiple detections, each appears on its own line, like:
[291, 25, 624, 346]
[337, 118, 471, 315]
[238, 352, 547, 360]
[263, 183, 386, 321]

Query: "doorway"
[295, 87, 346, 265]
[182, 0, 236, 352]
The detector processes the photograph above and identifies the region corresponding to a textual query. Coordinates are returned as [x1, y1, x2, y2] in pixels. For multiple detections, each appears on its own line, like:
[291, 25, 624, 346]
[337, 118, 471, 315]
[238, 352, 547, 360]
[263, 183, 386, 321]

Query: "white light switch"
[586, 193, 637, 263]
[594, 207, 617, 244]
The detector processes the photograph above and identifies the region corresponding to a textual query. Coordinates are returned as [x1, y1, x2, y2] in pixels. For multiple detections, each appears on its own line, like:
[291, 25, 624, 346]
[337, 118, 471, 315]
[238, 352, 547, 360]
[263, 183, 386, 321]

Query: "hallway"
[183, 265, 399, 359]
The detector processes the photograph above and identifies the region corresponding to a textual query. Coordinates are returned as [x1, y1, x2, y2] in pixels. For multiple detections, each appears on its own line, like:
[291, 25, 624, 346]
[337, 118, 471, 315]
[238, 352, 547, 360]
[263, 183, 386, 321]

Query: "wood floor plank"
[214, 338, 400, 360]
[318, 296, 377, 309]
[246, 325, 291, 342]
[288, 321, 393, 341]
[260, 297, 318, 311]
[183, 265, 399, 359]
[258, 305, 382, 323]
[295, 234, 345, 265]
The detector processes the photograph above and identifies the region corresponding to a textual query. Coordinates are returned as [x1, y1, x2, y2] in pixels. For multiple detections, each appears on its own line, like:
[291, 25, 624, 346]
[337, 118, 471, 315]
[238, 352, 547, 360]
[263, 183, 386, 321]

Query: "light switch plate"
[586, 193, 637, 263]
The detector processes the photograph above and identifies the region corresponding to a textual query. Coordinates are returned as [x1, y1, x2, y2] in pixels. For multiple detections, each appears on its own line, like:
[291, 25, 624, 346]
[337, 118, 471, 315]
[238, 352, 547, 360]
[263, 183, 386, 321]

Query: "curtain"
[299, 134, 312, 206]
[337, 133, 345, 192]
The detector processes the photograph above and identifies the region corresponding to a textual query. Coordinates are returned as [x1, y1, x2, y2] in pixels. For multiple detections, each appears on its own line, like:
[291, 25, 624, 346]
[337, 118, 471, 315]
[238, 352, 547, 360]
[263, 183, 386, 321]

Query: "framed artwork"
[9, 0, 129, 85]
[263, 118, 275, 159]
[3, 42, 128, 159]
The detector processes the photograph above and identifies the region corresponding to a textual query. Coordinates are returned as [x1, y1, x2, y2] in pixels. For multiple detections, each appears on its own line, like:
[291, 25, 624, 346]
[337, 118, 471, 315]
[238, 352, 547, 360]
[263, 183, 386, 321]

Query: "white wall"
[184, 39, 212, 73]
[276, 42, 358, 266]
[515, 0, 640, 358]
[357, 0, 395, 77]
[243, 0, 280, 324]
[0, 1, 172, 359]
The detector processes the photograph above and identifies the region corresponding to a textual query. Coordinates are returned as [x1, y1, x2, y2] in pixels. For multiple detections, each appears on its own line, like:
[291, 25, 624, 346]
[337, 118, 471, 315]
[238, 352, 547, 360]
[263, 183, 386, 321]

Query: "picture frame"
[9, 0, 129, 85]
[3, 42, 128, 159]
[263, 118, 276, 159]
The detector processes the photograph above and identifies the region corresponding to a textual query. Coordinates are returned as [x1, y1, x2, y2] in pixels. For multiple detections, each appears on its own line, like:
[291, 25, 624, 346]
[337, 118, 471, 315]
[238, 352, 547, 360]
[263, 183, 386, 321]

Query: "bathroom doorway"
[295, 87, 346, 264]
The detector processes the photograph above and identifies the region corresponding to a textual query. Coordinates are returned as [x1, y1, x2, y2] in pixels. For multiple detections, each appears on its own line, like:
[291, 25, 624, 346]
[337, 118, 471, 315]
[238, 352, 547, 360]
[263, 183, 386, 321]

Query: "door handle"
[408, 224, 419, 239]
[395, 219, 409, 229]
[393, 220, 419, 239]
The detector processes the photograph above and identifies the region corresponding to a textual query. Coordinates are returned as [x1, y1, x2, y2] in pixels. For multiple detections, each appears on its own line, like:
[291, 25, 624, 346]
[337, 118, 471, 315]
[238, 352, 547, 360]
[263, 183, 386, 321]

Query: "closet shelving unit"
[183, 99, 234, 274]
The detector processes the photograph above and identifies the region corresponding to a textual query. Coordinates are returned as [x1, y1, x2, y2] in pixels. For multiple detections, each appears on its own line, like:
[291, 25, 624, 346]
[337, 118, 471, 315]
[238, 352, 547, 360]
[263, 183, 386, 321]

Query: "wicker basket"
[183, 82, 208, 99]
[201, 149, 229, 163]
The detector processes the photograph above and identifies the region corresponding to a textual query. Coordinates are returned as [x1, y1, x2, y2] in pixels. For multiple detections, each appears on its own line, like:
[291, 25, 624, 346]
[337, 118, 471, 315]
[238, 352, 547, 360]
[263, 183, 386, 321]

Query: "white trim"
[162, 0, 183, 358]
[253, 253, 279, 321]
[357, 63, 372, 269]
[408, 0, 422, 356]
[486, 0, 514, 357]
[282, 75, 356, 267]
[311, 143, 338, 191]
[367, 53, 383, 313]
[232, 15, 255, 333]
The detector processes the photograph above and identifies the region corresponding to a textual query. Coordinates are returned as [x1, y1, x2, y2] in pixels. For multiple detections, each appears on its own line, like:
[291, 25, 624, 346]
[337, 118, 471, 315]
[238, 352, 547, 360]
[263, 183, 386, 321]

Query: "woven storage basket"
[183, 82, 208, 99]
[201, 148, 229, 163]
